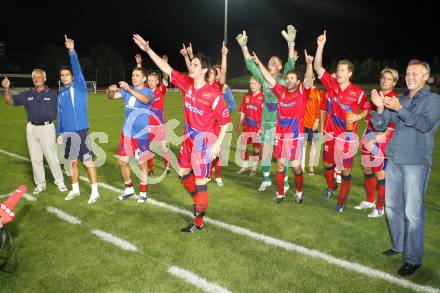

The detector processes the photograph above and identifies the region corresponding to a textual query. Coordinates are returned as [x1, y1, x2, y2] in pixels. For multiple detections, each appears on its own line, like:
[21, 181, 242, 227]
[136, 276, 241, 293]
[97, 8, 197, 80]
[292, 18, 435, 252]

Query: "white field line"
[91, 229, 138, 252]
[1, 148, 438, 293]
[23, 193, 37, 201]
[47, 206, 81, 225]
[1, 192, 36, 201]
[43, 203, 230, 291]
[168, 266, 232, 293]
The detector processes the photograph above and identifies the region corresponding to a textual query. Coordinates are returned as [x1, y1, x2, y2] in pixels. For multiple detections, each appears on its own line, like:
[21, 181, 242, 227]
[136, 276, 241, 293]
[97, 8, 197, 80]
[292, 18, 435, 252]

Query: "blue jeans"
[385, 160, 431, 265]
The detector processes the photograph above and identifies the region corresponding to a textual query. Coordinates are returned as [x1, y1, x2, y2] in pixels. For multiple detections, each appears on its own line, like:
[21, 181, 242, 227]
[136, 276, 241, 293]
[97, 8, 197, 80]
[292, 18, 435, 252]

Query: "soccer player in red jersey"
[181, 42, 233, 187]
[314, 31, 371, 212]
[253, 50, 314, 204]
[208, 43, 228, 186]
[135, 54, 172, 175]
[356, 68, 399, 217]
[133, 34, 231, 233]
[237, 77, 264, 175]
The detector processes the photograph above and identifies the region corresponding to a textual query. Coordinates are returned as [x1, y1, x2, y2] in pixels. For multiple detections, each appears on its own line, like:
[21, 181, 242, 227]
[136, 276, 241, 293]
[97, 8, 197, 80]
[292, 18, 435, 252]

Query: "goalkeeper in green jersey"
[236, 25, 298, 193]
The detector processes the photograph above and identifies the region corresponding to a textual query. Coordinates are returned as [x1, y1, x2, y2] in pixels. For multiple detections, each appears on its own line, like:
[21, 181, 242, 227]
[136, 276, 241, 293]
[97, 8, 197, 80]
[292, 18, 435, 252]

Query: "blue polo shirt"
[13, 87, 58, 123]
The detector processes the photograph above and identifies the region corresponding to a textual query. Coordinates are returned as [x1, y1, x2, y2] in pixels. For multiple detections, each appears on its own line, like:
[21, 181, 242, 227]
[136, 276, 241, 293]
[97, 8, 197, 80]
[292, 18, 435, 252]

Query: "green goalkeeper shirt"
[245, 57, 296, 124]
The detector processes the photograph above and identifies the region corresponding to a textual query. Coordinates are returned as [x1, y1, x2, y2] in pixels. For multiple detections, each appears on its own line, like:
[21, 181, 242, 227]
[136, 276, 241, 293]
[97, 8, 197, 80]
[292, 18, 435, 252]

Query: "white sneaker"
[355, 201, 376, 210]
[137, 195, 147, 203]
[236, 167, 249, 174]
[33, 184, 46, 195]
[250, 167, 257, 176]
[295, 191, 303, 204]
[215, 178, 224, 187]
[65, 190, 80, 201]
[258, 181, 272, 191]
[57, 183, 68, 192]
[88, 192, 100, 204]
[368, 208, 384, 218]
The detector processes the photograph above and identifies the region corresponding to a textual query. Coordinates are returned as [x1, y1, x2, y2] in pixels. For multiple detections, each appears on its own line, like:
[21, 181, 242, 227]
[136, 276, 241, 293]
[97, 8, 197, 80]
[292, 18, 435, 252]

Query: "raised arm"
[219, 42, 228, 85]
[135, 54, 142, 68]
[133, 34, 172, 77]
[236, 31, 265, 85]
[252, 52, 276, 88]
[281, 25, 298, 74]
[64, 35, 87, 91]
[179, 43, 191, 72]
[236, 31, 252, 60]
[162, 55, 169, 85]
[303, 50, 314, 88]
[2, 77, 13, 105]
[313, 30, 327, 77]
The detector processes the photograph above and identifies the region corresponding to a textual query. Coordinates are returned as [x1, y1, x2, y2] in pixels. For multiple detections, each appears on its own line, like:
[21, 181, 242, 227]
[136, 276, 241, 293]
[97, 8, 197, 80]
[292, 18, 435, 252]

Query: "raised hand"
[1, 77, 10, 88]
[236, 31, 248, 47]
[108, 84, 118, 92]
[281, 25, 297, 48]
[64, 34, 75, 52]
[135, 54, 142, 65]
[317, 30, 327, 47]
[371, 89, 385, 109]
[118, 81, 130, 92]
[180, 44, 188, 57]
[186, 43, 193, 58]
[162, 54, 168, 63]
[304, 49, 314, 64]
[221, 41, 228, 55]
[133, 34, 150, 52]
[251, 51, 262, 66]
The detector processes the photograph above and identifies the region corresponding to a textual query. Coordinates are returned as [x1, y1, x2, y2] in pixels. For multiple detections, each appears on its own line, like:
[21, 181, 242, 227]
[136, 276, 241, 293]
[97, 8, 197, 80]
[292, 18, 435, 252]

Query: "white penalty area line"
[1, 148, 438, 293]
[168, 266, 232, 293]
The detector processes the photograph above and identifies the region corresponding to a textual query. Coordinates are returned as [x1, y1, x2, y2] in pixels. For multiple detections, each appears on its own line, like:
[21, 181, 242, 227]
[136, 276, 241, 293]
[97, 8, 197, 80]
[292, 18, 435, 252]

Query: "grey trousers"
[26, 122, 64, 187]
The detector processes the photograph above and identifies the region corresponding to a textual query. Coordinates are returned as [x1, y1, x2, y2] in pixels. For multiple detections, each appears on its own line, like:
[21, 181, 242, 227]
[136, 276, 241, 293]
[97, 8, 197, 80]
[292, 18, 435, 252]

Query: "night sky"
[2, 0, 439, 76]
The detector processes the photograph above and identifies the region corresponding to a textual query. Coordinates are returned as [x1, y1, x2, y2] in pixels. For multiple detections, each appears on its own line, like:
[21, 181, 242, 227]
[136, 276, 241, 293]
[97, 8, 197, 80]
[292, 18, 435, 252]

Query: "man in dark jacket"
[371, 59, 440, 276]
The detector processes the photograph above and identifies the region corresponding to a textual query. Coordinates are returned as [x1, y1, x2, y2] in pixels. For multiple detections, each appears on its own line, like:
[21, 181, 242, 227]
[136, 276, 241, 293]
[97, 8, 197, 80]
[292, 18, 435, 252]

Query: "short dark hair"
[191, 52, 212, 80]
[59, 65, 72, 76]
[285, 69, 302, 80]
[147, 71, 160, 80]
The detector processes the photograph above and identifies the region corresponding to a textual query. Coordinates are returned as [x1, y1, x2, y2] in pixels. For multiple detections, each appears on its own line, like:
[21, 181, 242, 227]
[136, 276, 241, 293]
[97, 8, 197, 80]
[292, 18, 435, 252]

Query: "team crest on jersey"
[128, 96, 137, 107]
[222, 109, 229, 118]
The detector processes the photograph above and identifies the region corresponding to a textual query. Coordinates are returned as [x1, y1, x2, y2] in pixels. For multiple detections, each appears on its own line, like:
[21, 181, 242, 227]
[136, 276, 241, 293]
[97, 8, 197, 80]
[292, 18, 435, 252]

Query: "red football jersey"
[149, 81, 168, 126]
[319, 70, 370, 137]
[239, 91, 264, 132]
[170, 70, 230, 135]
[271, 82, 310, 140]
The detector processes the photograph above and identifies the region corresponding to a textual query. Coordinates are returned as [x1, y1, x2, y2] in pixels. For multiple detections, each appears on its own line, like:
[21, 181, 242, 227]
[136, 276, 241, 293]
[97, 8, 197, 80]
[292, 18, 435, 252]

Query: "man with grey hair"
[2, 69, 67, 194]
[371, 59, 440, 276]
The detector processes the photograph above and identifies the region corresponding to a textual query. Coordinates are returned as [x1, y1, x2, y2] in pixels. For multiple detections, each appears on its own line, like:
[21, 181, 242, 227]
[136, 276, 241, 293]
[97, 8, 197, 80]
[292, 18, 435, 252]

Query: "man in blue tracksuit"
[57, 35, 99, 204]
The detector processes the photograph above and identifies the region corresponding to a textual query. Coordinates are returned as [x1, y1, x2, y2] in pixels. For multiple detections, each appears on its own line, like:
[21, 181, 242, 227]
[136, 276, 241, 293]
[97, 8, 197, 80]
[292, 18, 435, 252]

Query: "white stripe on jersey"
[212, 96, 220, 110]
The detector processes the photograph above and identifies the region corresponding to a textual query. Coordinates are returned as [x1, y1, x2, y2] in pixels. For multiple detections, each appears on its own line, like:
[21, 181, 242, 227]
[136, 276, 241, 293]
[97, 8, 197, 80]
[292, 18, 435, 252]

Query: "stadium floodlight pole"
[224, 0, 228, 45]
